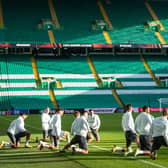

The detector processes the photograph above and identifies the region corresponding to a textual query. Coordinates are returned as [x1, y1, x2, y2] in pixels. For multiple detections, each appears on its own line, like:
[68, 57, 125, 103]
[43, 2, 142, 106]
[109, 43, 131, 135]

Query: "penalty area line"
[89, 144, 167, 168]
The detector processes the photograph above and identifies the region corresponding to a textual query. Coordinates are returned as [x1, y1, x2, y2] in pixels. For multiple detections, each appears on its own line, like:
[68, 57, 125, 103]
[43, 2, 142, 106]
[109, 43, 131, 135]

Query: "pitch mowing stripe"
[89, 144, 167, 168]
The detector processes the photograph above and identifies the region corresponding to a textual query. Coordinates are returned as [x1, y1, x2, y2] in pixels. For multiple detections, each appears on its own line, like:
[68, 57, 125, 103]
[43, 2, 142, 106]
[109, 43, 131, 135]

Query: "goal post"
[158, 98, 168, 112]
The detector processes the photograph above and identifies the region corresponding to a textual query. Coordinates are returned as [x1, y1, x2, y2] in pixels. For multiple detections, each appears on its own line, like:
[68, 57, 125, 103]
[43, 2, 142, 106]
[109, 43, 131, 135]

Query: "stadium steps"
[48, 30, 56, 43]
[2, 0, 51, 43]
[144, 1, 167, 44]
[141, 56, 161, 87]
[3, 89, 168, 109]
[52, 0, 106, 43]
[102, 0, 159, 44]
[35, 55, 60, 109]
[96, 0, 113, 43]
[31, 56, 41, 87]
[48, 0, 60, 29]
[87, 55, 125, 107]
[1, 55, 168, 109]
[0, 54, 12, 110]
[144, 56, 168, 74]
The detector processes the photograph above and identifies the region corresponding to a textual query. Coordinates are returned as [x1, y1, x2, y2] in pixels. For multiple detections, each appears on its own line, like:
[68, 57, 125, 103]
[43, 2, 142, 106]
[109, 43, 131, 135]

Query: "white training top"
[122, 112, 135, 133]
[150, 116, 168, 145]
[87, 114, 101, 129]
[8, 116, 26, 135]
[135, 112, 154, 135]
[71, 116, 80, 135]
[50, 114, 62, 137]
[71, 116, 90, 138]
[41, 113, 51, 130]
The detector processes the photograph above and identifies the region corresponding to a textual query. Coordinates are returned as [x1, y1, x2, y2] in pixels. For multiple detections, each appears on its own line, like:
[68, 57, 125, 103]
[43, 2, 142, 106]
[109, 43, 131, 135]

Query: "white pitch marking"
[89, 144, 167, 168]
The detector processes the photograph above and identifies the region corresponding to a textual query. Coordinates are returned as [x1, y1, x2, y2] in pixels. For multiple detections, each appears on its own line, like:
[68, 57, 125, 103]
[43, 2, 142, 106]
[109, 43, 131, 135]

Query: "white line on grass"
[1, 117, 167, 168]
[89, 144, 167, 168]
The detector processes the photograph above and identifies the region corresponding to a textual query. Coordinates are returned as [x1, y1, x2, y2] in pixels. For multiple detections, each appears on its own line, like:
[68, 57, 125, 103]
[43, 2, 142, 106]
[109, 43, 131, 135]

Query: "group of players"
[0, 105, 168, 160]
[0, 108, 101, 155]
[113, 104, 168, 160]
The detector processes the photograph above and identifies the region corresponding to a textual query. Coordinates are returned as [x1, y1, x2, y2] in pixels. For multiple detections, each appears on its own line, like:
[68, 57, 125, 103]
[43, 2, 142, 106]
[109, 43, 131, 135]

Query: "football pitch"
[0, 113, 168, 168]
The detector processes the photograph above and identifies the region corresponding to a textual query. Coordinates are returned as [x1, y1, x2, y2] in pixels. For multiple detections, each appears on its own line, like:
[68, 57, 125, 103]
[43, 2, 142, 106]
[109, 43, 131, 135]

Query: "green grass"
[0, 113, 168, 168]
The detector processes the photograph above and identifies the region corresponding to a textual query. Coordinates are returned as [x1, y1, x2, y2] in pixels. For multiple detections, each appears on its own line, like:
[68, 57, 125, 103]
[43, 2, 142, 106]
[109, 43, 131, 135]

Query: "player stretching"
[41, 107, 51, 141]
[112, 104, 139, 155]
[87, 109, 101, 142]
[60, 111, 91, 154]
[150, 109, 168, 160]
[1, 113, 32, 148]
[49, 108, 64, 149]
[134, 105, 154, 157]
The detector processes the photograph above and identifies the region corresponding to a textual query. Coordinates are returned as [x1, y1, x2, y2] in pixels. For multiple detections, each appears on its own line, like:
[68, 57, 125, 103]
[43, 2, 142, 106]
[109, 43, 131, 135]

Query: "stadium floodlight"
[158, 98, 168, 112]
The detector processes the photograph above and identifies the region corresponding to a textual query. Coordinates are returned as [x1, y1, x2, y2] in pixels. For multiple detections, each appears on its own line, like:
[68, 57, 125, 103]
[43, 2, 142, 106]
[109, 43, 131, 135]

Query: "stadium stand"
[0, 54, 168, 110]
[0, 0, 168, 43]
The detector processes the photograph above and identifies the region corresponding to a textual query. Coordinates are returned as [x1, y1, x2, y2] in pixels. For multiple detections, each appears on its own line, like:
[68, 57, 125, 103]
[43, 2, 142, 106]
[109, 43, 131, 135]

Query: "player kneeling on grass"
[60, 111, 91, 154]
[112, 104, 139, 155]
[87, 109, 101, 142]
[134, 105, 154, 157]
[150, 109, 168, 160]
[0, 113, 32, 148]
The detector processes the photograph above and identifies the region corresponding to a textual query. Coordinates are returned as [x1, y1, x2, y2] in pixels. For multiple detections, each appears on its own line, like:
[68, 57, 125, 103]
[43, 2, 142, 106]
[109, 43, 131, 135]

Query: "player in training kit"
[41, 107, 51, 141]
[121, 104, 139, 155]
[60, 111, 91, 154]
[38, 111, 78, 151]
[87, 109, 101, 142]
[3, 113, 32, 148]
[112, 104, 139, 154]
[150, 109, 168, 160]
[134, 105, 154, 157]
[49, 108, 64, 149]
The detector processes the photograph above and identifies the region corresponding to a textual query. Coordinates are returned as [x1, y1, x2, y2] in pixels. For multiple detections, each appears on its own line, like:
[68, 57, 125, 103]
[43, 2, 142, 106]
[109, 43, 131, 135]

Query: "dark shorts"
[90, 128, 99, 139]
[42, 130, 51, 139]
[15, 131, 27, 142]
[51, 135, 59, 147]
[48, 129, 52, 137]
[139, 135, 151, 151]
[70, 135, 88, 151]
[7, 132, 16, 144]
[125, 131, 137, 147]
[151, 136, 168, 152]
